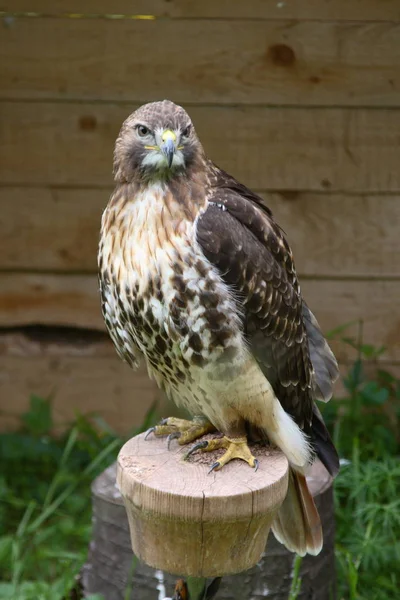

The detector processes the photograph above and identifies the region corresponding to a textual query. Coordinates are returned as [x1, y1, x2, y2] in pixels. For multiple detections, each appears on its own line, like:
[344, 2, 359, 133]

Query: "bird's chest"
[99, 189, 243, 383]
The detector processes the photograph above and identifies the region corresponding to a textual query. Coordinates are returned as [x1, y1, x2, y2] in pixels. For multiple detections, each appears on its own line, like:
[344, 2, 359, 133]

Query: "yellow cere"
[144, 145, 159, 150]
[161, 130, 177, 143]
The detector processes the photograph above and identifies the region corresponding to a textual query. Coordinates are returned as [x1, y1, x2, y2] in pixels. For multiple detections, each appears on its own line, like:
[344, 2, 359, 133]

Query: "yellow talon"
[145, 416, 215, 447]
[185, 436, 259, 472]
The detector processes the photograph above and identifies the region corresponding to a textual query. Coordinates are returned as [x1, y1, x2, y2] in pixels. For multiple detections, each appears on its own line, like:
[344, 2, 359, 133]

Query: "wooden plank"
[1, 329, 398, 433]
[266, 193, 400, 279]
[0, 329, 168, 434]
[0, 274, 399, 362]
[4, 1, 400, 21]
[4, 351, 398, 434]
[0, 187, 399, 278]
[0, 354, 167, 434]
[0, 187, 108, 272]
[2, 19, 400, 106]
[2, 102, 400, 192]
[0, 273, 103, 330]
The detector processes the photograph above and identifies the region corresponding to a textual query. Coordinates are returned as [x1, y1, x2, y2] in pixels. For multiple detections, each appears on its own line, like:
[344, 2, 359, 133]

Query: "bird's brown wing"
[196, 165, 339, 475]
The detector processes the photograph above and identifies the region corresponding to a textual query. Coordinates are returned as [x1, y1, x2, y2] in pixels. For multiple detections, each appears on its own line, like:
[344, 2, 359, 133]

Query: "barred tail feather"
[272, 469, 323, 557]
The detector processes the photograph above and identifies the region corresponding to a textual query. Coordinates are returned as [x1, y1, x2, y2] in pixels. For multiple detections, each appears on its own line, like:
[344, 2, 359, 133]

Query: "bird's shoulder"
[201, 162, 299, 291]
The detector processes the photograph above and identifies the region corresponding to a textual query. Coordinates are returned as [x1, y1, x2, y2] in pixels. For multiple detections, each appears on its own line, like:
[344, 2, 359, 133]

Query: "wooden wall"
[1, 1, 399, 431]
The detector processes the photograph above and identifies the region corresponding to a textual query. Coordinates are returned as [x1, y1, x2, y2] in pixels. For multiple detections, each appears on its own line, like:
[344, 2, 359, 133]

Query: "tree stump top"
[117, 432, 289, 576]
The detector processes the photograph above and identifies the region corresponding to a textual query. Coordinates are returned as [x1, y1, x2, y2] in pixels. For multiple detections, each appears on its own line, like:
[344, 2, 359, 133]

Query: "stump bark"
[83, 436, 336, 599]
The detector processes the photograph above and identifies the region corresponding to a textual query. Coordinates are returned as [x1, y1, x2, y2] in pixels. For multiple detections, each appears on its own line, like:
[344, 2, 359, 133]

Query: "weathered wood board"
[1, 327, 398, 433]
[1, 187, 398, 278]
[2, 102, 400, 192]
[4, 0, 400, 21]
[1, 274, 399, 362]
[1, 1, 399, 430]
[0, 330, 169, 433]
[2, 19, 400, 106]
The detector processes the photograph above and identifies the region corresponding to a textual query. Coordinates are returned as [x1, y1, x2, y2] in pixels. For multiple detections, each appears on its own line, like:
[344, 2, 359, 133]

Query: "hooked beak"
[161, 130, 176, 168]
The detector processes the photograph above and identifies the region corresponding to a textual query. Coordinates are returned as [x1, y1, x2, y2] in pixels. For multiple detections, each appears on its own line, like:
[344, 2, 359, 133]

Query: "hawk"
[98, 100, 339, 556]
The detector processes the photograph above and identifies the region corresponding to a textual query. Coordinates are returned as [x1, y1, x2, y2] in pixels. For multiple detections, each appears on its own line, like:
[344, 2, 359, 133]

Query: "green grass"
[0, 335, 399, 599]
[320, 332, 400, 600]
[0, 397, 158, 599]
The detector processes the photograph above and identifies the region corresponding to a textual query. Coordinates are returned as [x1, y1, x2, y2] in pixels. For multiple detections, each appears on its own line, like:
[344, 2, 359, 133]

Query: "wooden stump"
[117, 433, 289, 577]
[83, 434, 336, 599]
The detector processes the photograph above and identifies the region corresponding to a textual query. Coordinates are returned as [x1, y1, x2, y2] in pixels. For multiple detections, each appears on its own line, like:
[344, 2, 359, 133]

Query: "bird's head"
[113, 100, 202, 183]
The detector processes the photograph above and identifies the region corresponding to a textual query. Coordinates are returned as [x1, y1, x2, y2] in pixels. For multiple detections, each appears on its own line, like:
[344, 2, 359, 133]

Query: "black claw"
[167, 431, 181, 450]
[184, 440, 209, 460]
[254, 459, 259, 472]
[159, 417, 169, 425]
[144, 427, 156, 441]
[208, 462, 220, 474]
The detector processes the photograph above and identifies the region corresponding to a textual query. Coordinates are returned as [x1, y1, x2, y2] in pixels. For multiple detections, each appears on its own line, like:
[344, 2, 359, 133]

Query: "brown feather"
[196, 170, 339, 475]
[271, 469, 323, 556]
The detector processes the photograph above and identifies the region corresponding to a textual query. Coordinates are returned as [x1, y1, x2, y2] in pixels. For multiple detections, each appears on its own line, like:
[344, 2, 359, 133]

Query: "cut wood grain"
[3, 19, 400, 106]
[1, 274, 399, 362]
[5, 1, 400, 21]
[118, 433, 289, 576]
[85, 462, 335, 599]
[2, 102, 400, 192]
[0, 187, 398, 278]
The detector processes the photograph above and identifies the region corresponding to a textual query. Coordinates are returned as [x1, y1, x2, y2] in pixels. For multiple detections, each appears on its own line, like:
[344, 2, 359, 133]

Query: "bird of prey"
[98, 100, 340, 556]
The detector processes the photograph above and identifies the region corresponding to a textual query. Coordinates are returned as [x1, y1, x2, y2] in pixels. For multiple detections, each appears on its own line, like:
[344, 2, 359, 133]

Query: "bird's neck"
[110, 162, 209, 223]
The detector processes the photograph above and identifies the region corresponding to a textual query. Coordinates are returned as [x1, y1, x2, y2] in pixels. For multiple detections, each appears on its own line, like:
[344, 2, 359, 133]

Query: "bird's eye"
[136, 124, 150, 137]
[181, 125, 191, 138]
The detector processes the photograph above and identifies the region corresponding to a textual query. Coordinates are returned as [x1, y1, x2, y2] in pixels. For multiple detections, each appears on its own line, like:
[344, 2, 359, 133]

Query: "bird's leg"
[145, 415, 216, 448]
[185, 435, 258, 472]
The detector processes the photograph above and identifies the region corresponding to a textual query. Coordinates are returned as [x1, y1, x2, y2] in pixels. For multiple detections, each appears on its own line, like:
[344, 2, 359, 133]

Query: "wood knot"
[321, 178, 332, 189]
[279, 191, 300, 202]
[78, 115, 97, 131]
[268, 44, 296, 67]
[58, 248, 71, 261]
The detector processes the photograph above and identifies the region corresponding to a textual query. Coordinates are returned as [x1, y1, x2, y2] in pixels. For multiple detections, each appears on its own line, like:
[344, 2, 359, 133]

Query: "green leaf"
[0, 535, 13, 567]
[0, 583, 18, 599]
[341, 336, 360, 350]
[343, 359, 364, 391]
[20, 396, 53, 437]
[0, 581, 54, 600]
[359, 344, 386, 359]
[377, 369, 396, 385]
[360, 382, 389, 406]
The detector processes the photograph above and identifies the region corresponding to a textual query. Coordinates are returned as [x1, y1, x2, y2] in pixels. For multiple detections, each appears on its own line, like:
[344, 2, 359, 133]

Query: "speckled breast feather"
[98, 181, 247, 416]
